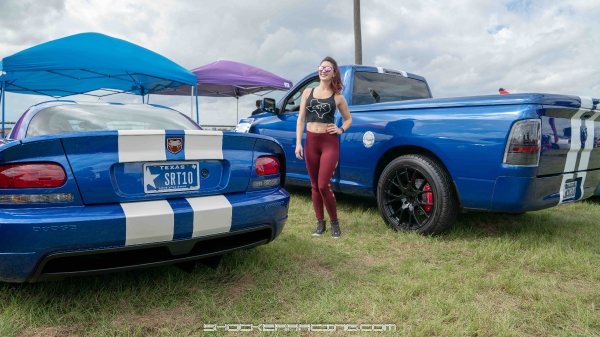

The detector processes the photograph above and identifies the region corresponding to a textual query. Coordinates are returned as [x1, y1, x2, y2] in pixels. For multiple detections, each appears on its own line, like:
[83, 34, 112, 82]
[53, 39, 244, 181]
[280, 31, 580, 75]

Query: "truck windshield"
[352, 72, 431, 105]
[26, 104, 200, 137]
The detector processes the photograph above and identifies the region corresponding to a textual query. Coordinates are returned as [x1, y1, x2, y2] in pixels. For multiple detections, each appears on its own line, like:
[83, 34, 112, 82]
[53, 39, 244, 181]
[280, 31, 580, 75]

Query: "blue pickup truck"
[238, 65, 600, 234]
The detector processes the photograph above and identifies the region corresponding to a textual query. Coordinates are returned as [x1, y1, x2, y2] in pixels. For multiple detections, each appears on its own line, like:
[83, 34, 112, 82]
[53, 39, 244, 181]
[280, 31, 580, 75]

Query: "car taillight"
[0, 163, 67, 188]
[503, 119, 541, 166]
[255, 156, 280, 176]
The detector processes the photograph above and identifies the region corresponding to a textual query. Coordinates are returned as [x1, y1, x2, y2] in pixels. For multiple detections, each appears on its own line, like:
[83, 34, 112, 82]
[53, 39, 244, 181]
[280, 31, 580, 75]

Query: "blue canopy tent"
[0, 32, 197, 136]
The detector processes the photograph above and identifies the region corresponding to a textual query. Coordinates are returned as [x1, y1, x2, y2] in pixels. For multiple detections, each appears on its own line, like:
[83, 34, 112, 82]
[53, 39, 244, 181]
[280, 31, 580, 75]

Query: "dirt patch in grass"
[17, 326, 82, 337]
[112, 305, 198, 334]
[300, 258, 334, 278]
[223, 274, 254, 303]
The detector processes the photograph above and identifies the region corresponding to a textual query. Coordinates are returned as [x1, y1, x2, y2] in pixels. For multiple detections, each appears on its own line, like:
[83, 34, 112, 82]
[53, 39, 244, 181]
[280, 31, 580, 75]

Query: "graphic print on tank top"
[307, 98, 332, 119]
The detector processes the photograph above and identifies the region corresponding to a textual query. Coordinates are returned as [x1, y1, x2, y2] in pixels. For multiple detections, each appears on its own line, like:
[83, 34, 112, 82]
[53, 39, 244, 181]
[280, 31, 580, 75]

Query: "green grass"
[2, 186, 600, 336]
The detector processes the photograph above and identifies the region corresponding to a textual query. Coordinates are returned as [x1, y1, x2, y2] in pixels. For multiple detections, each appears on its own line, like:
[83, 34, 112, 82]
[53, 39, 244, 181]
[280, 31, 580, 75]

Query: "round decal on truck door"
[363, 131, 375, 148]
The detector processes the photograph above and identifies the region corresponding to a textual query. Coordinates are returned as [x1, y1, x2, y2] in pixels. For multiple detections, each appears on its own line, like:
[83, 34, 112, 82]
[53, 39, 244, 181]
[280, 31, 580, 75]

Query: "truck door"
[259, 77, 319, 185]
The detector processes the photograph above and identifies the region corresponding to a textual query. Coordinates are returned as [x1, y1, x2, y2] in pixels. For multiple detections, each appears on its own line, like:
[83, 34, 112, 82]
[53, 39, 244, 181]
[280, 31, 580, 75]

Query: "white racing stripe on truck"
[563, 109, 587, 173]
[559, 96, 596, 204]
[577, 111, 600, 172]
[184, 130, 224, 160]
[118, 130, 166, 163]
[121, 200, 174, 246]
[580, 96, 594, 110]
[185, 195, 232, 237]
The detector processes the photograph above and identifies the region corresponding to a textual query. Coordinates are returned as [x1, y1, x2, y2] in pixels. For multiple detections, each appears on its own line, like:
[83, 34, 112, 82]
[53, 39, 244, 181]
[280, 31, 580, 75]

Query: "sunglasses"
[318, 66, 333, 73]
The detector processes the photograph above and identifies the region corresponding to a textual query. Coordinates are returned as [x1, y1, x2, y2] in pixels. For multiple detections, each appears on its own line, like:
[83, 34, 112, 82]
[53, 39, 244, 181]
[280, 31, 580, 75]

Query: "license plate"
[143, 161, 200, 194]
[563, 181, 577, 200]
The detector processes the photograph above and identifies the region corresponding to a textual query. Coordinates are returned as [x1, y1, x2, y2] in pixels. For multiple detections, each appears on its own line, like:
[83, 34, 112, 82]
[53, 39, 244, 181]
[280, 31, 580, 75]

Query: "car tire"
[377, 154, 459, 235]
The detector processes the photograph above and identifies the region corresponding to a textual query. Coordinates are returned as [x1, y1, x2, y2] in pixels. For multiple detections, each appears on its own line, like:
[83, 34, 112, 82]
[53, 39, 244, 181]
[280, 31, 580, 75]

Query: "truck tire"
[376, 154, 458, 235]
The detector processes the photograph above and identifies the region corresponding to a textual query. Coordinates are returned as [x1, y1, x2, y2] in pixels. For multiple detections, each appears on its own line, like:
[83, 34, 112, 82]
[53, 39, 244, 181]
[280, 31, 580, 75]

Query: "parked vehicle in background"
[0, 101, 289, 283]
[240, 65, 600, 234]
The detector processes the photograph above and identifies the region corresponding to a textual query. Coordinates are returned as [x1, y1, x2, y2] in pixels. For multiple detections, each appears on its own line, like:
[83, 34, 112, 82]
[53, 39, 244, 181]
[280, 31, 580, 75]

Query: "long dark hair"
[321, 56, 343, 94]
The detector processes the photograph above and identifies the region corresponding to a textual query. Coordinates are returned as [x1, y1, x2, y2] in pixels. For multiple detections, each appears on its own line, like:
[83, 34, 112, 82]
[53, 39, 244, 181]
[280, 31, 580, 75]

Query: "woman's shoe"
[330, 220, 341, 238]
[312, 219, 326, 236]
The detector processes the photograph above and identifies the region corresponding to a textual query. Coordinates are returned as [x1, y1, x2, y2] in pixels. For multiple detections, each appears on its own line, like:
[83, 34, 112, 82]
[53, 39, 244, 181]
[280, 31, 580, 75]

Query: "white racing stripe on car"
[118, 130, 166, 163]
[185, 195, 232, 237]
[184, 130, 224, 160]
[121, 200, 174, 246]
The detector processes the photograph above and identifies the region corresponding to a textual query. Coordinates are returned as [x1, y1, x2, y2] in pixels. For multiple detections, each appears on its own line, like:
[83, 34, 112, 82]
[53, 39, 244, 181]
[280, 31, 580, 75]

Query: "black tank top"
[305, 88, 336, 124]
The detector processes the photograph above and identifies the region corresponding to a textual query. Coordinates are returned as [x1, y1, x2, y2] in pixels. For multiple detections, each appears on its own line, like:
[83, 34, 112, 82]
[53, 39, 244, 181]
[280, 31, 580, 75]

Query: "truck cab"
[248, 65, 432, 192]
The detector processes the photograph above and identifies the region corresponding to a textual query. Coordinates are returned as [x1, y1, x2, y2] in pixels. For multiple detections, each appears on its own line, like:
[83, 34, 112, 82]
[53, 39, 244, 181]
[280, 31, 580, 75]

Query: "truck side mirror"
[261, 98, 277, 113]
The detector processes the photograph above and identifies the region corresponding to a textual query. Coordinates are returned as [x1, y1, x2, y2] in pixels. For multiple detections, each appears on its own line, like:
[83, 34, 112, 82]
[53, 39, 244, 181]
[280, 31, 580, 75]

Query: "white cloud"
[1, 0, 599, 126]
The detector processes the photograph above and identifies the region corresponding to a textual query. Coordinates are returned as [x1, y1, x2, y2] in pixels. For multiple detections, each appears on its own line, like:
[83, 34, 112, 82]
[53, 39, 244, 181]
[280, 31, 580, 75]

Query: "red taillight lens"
[0, 163, 67, 188]
[503, 119, 541, 166]
[255, 156, 280, 176]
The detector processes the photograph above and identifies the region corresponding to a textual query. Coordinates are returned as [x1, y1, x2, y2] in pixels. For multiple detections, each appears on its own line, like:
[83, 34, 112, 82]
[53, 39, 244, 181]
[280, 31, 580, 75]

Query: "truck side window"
[352, 72, 431, 106]
[282, 78, 320, 113]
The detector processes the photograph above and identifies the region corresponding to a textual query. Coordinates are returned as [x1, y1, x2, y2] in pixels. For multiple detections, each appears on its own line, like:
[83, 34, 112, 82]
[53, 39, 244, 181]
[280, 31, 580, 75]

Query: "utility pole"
[354, 0, 362, 65]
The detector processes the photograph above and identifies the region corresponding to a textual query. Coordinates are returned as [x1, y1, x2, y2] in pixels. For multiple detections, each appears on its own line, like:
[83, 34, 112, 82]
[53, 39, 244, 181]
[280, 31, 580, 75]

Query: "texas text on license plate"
[563, 181, 577, 201]
[143, 161, 200, 194]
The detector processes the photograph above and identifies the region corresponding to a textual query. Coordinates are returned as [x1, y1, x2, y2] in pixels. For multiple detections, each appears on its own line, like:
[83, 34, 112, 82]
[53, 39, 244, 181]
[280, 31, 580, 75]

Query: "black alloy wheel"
[377, 154, 459, 234]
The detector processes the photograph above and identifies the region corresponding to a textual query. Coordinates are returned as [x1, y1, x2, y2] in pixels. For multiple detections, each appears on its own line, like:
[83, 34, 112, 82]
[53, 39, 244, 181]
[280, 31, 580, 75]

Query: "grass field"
[2, 186, 600, 336]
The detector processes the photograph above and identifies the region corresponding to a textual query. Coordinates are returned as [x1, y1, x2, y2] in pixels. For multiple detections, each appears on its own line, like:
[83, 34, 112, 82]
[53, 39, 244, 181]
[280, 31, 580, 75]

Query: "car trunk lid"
[59, 130, 256, 204]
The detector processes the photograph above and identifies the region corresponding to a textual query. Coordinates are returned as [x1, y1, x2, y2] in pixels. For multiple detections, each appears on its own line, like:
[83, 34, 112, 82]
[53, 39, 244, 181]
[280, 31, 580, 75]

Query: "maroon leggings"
[305, 131, 339, 221]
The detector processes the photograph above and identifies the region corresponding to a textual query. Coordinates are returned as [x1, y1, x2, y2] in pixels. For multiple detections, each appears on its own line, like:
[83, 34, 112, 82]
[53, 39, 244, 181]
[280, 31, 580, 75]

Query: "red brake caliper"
[423, 184, 433, 212]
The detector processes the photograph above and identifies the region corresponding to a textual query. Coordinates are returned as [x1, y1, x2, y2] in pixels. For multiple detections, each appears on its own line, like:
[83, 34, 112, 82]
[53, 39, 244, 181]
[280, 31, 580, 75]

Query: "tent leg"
[1, 79, 5, 138]
[236, 97, 239, 125]
[147, 94, 150, 104]
[191, 86, 194, 119]
[195, 86, 199, 125]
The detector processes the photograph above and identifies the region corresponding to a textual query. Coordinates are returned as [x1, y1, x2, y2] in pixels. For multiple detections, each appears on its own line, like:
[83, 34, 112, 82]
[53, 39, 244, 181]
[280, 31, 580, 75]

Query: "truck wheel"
[377, 154, 458, 234]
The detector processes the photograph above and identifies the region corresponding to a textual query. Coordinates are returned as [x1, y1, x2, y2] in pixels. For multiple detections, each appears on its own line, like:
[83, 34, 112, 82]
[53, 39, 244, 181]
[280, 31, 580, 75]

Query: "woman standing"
[295, 56, 352, 238]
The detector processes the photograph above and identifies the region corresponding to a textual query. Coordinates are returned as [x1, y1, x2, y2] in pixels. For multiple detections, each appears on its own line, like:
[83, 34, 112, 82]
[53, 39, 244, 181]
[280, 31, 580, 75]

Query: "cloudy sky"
[1, 0, 599, 125]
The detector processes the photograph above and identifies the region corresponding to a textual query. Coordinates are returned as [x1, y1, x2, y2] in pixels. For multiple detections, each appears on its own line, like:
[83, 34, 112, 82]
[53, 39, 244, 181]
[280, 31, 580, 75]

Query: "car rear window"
[26, 104, 200, 137]
[352, 72, 431, 106]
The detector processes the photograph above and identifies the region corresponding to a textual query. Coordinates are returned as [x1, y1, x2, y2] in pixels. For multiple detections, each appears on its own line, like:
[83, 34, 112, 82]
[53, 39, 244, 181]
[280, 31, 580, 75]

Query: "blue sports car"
[0, 101, 289, 283]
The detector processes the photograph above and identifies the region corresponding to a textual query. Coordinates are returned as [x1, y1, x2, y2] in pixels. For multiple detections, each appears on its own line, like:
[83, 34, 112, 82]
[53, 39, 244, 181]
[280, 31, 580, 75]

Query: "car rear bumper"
[0, 187, 289, 283]
[490, 169, 600, 212]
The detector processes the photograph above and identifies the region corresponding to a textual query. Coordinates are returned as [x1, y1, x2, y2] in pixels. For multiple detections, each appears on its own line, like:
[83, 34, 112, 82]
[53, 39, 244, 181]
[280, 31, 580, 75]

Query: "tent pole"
[1, 78, 5, 138]
[235, 86, 239, 125]
[190, 86, 194, 119]
[147, 94, 150, 104]
[195, 86, 199, 125]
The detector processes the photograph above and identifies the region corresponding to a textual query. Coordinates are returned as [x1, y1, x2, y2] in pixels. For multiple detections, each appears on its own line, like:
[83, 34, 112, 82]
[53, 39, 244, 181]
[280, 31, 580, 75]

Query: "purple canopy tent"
[154, 60, 293, 124]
